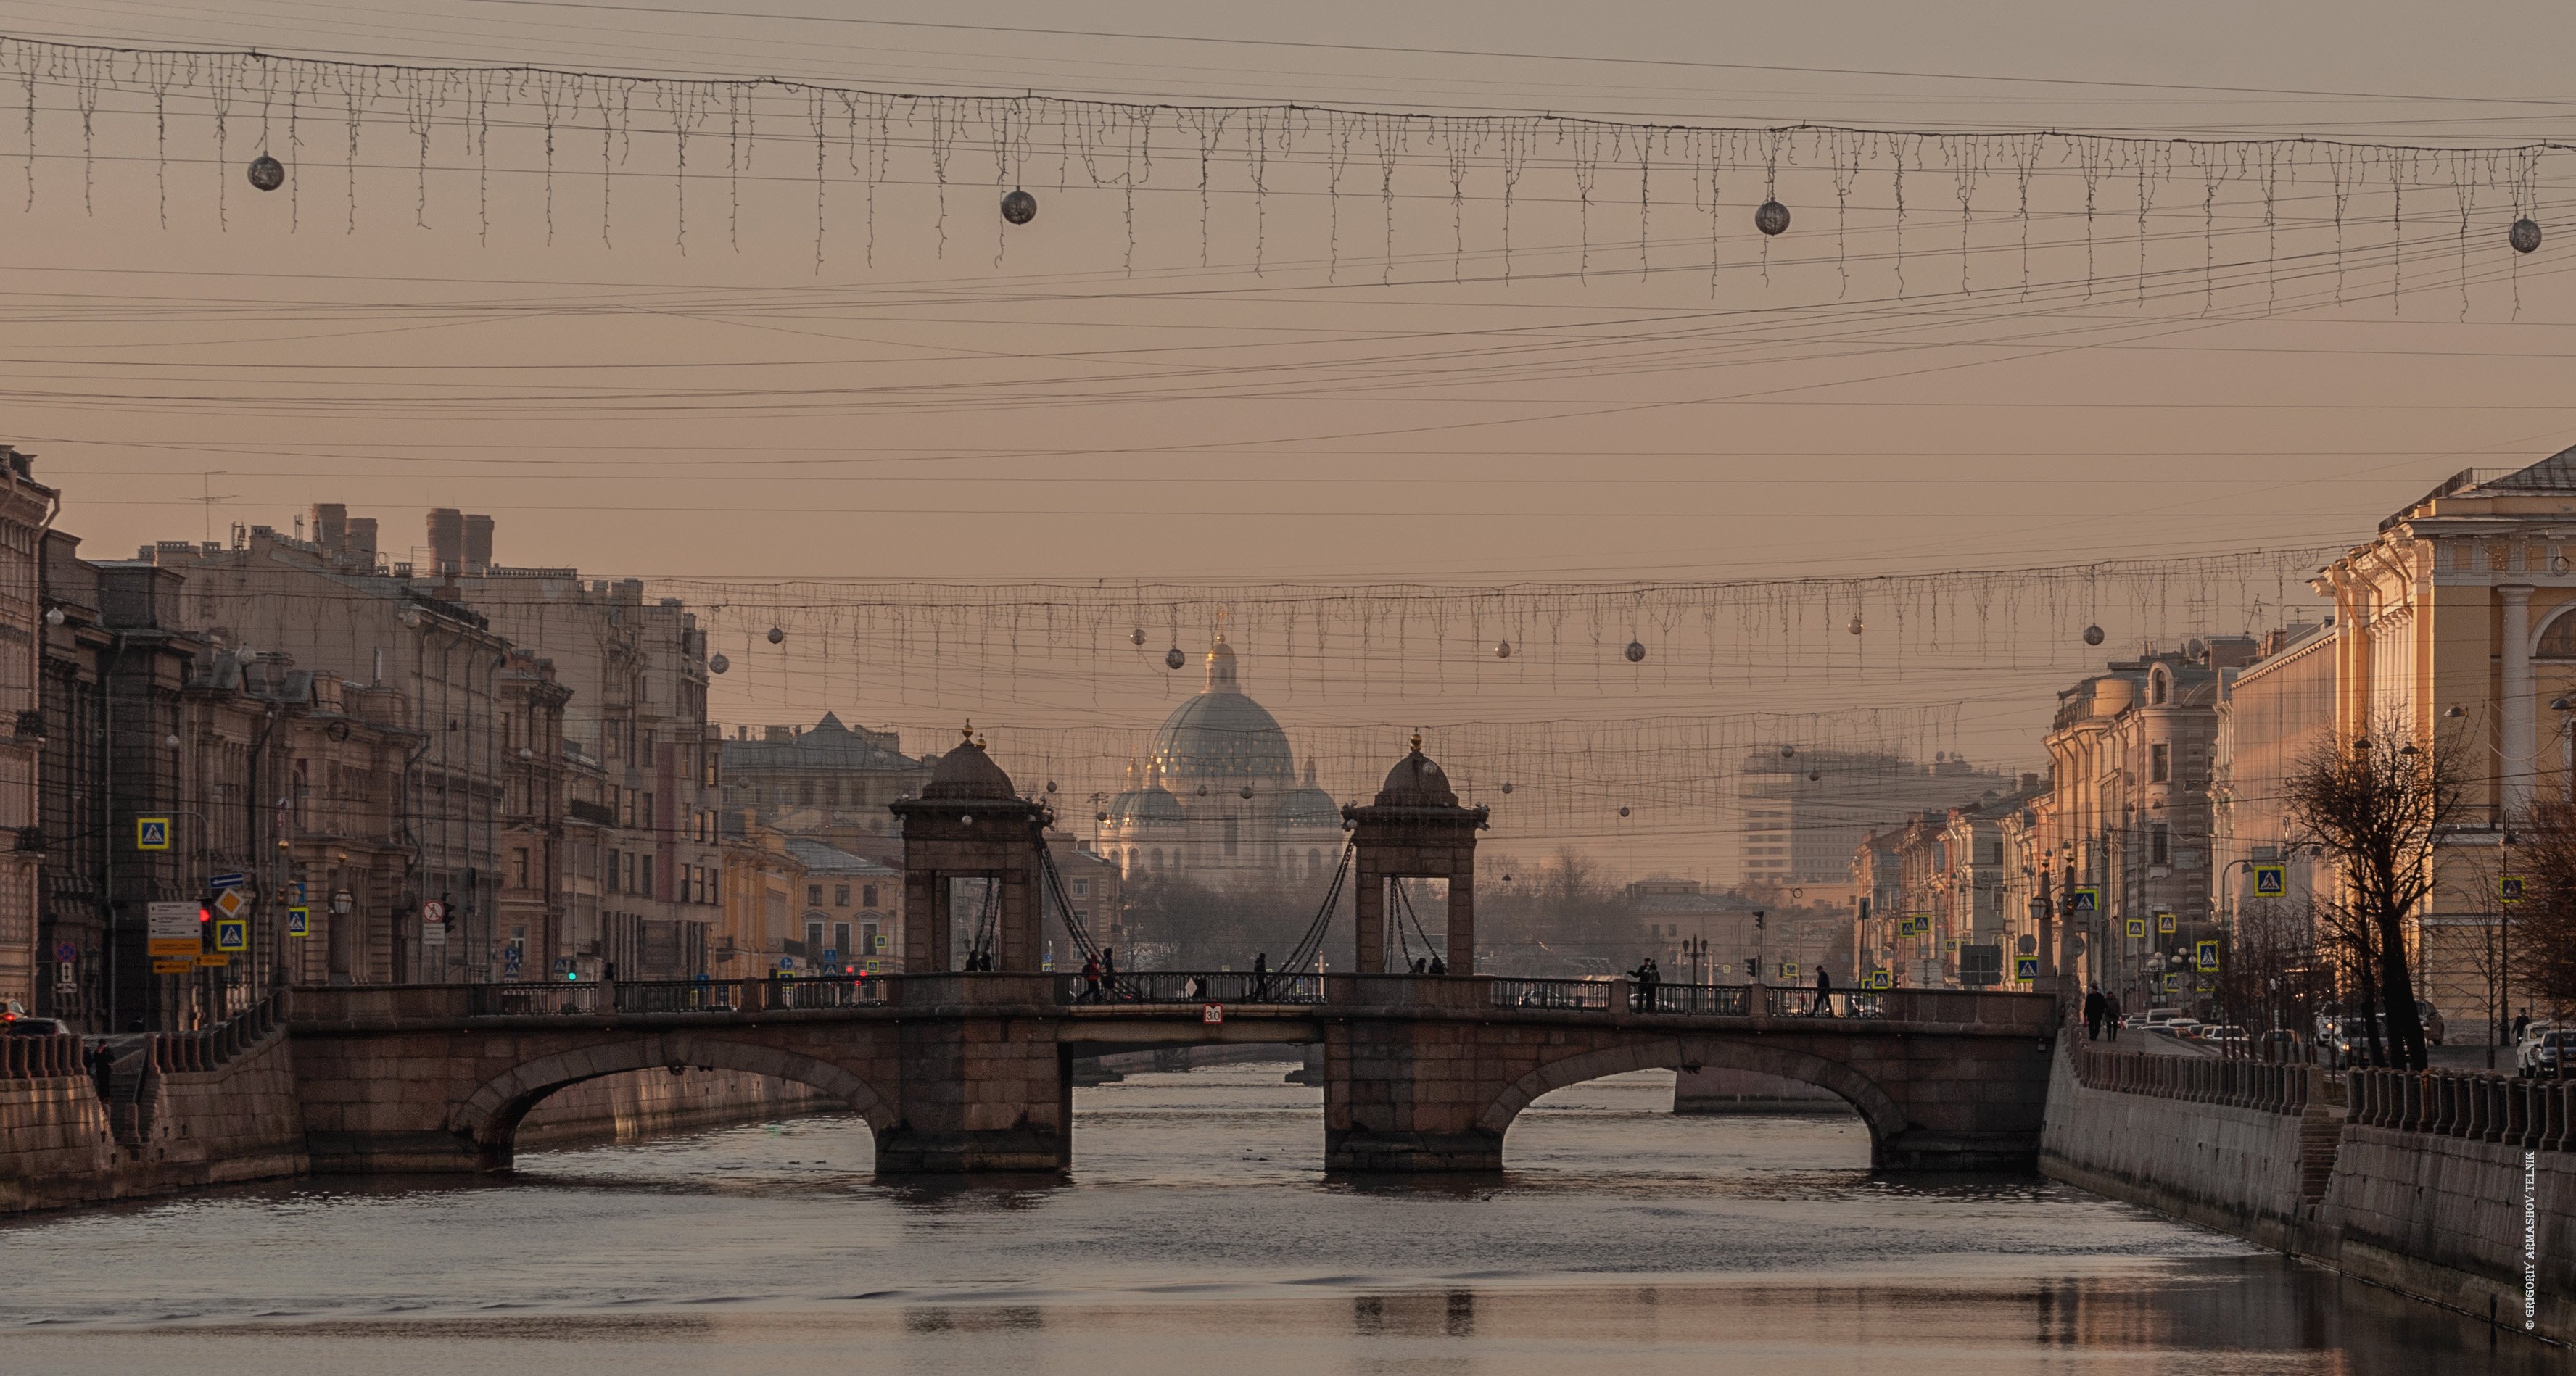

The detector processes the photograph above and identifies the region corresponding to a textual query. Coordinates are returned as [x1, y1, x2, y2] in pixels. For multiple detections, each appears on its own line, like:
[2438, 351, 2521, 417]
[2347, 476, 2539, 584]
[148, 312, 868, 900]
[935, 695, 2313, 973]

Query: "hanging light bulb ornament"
[1495, 639, 1512, 659]
[247, 154, 285, 192]
[1500, 782, 1514, 795]
[1196, 784, 1209, 797]
[1165, 646, 1186, 671]
[1847, 616, 1864, 636]
[2511, 217, 2543, 254]
[1001, 188, 1038, 225]
[1625, 640, 1646, 663]
[767, 625, 785, 645]
[708, 652, 730, 675]
[1781, 745, 1797, 758]
[1131, 628, 1147, 646]
[1755, 200, 1791, 236]
[1807, 770, 1822, 782]
[1044, 780, 1058, 794]
[2083, 624, 2105, 647]
[1239, 785, 1254, 799]
[1618, 805, 1631, 818]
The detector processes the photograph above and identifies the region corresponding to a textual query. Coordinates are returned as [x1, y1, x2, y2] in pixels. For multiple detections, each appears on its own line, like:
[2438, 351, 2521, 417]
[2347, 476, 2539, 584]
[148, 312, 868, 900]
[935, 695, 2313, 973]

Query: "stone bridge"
[283, 975, 2057, 1174]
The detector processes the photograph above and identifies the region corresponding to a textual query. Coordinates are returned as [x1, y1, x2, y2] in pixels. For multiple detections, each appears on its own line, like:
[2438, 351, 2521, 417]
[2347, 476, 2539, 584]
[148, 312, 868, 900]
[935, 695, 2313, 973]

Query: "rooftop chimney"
[462, 513, 494, 573]
[346, 517, 379, 568]
[427, 508, 464, 575]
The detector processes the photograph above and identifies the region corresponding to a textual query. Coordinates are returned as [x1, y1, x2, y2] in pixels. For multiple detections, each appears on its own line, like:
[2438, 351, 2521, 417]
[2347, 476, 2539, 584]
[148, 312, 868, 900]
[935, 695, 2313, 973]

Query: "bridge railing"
[462, 977, 889, 1017]
[1490, 977, 1613, 1011]
[1066, 971, 1327, 1006]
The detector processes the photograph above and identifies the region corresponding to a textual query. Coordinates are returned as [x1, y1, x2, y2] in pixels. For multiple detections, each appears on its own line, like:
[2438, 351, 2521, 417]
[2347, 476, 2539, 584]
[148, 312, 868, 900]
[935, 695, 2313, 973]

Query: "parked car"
[2202, 1025, 2250, 1048]
[2156, 1018, 2205, 1040]
[2142, 1007, 2184, 1026]
[2518, 1027, 2568, 1078]
[3, 1014, 68, 1035]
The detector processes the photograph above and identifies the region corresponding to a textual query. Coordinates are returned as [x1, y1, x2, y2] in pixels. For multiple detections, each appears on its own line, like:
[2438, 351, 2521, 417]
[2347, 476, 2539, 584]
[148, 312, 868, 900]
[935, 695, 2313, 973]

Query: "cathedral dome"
[1149, 636, 1297, 783]
[1105, 760, 1186, 826]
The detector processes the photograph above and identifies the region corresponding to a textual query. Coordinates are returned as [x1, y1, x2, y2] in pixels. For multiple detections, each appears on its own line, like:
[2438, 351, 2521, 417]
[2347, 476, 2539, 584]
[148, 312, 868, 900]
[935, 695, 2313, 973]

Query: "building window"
[807, 884, 822, 906]
[806, 920, 824, 955]
[862, 921, 880, 953]
[862, 884, 878, 908]
[799, 780, 814, 806]
[2150, 743, 2170, 784]
[825, 782, 841, 806]
[512, 847, 530, 889]
[834, 884, 851, 907]
[2151, 825, 2171, 866]
[833, 923, 851, 958]
[640, 858, 653, 898]
[607, 848, 622, 892]
[2150, 671, 2168, 706]
[1072, 879, 1089, 896]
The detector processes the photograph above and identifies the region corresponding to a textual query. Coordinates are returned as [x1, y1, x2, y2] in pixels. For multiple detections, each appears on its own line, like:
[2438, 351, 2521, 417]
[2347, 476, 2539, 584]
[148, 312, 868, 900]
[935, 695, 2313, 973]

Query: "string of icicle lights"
[3, 35, 2564, 301]
[674, 544, 2349, 707]
[954, 705, 1978, 839]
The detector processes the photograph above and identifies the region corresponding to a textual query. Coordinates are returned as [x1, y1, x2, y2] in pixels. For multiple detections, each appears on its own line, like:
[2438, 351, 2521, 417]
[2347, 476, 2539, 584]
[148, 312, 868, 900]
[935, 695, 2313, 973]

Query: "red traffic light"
[198, 906, 212, 924]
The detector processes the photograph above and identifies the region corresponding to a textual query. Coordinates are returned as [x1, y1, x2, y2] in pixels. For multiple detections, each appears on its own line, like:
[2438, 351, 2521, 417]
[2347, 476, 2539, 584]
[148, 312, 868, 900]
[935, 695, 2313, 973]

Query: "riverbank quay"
[2040, 1034, 2573, 1344]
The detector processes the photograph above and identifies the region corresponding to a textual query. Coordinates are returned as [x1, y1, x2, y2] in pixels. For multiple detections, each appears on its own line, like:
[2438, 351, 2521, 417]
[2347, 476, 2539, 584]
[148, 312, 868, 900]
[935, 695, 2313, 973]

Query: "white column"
[2501, 584, 2537, 816]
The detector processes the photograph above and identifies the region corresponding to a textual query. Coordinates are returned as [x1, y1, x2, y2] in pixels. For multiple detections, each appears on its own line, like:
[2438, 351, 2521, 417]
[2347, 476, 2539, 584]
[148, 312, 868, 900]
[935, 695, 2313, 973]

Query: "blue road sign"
[208, 872, 247, 890]
[213, 917, 248, 953]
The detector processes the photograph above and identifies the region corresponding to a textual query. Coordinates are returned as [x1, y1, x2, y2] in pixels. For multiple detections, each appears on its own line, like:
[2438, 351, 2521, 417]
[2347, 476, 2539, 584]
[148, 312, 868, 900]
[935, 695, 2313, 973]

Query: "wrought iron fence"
[463, 977, 887, 1017]
[1489, 977, 1613, 1011]
[1066, 971, 1326, 1006]
[466, 982, 608, 1016]
[1765, 986, 1884, 1019]
[1644, 983, 1750, 1016]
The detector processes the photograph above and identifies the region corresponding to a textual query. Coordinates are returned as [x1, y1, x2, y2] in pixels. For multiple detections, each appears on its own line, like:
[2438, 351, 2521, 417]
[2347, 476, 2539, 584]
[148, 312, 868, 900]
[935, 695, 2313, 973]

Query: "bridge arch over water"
[450, 1032, 899, 1170]
[1478, 1035, 1900, 1164]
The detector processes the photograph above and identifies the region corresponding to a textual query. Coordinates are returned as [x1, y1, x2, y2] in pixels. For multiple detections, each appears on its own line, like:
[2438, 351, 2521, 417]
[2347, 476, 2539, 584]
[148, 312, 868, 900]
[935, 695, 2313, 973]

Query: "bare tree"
[2282, 718, 2468, 1071]
[2509, 801, 2576, 1019]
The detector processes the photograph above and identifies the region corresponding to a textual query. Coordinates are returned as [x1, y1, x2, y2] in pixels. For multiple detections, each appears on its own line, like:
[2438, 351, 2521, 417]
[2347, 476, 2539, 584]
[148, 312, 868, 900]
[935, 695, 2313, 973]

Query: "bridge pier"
[876, 975, 1073, 1173]
[1324, 975, 1505, 1172]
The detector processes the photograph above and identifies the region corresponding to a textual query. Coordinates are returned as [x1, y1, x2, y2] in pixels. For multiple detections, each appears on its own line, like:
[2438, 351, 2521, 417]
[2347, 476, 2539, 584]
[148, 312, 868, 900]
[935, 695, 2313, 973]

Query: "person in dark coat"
[1810, 965, 1834, 1016]
[2105, 992, 2123, 1041]
[2084, 985, 2108, 1041]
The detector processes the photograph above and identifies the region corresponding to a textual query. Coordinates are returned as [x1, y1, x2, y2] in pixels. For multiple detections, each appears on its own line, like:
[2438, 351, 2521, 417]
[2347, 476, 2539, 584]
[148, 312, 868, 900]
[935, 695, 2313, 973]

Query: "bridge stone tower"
[881, 726, 1070, 1170]
[889, 725, 1050, 974]
[1342, 734, 1488, 974]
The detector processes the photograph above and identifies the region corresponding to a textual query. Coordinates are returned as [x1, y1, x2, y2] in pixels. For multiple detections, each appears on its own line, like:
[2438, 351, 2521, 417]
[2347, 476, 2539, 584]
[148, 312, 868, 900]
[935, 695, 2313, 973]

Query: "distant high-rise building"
[1731, 749, 2018, 889]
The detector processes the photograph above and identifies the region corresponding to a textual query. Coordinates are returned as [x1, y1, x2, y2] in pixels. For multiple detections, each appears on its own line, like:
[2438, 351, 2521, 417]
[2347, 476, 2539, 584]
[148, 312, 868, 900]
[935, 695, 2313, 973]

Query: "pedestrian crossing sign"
[2068, 888, 2098, 916]
[1780, 962, 1799, 980]
[2501, 875, 2526, 905]
[2014, 955, 2040, 982]
[213, 917, 247, 953]
[136, 817, 170, 850]
[2126, 917, 2147, 939]
[2162, 971, 2181, 991]
[2195, 939, 2221, 972]
[2156, 910, 2176, 934]
[1868, 969, 1892, 990]
[2253, 864, 2285, 896]
[1898, 917, 1916, 936]
[286, 905, 310, 938]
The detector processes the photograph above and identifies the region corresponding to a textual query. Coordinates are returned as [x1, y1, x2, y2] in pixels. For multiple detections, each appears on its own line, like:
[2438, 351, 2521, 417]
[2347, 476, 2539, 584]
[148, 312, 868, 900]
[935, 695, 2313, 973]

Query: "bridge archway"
[450, 1032, 896, 1171]
[1474, 1036, 1904, 1166]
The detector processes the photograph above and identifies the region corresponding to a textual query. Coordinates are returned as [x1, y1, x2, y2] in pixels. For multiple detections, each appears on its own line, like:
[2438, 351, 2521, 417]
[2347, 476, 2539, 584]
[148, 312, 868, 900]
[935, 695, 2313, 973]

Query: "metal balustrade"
[1065, 971, 1326, 1006]
[1488, 977, 1611, 1011]
[463, 977, 888, 1017]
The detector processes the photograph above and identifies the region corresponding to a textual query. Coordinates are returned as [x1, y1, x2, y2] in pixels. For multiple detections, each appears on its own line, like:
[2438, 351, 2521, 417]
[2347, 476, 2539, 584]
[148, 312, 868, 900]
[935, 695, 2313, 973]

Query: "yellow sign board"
[151, 958, 195, 974]
[195, 953, 231, 967]
[148, 938, 200, 957]
[211, 887, 251, 921]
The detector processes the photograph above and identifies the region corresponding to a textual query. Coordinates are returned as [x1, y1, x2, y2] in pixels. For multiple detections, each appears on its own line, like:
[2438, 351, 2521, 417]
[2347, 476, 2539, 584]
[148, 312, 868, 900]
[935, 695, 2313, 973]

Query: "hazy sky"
[8, 1, 2576, 865]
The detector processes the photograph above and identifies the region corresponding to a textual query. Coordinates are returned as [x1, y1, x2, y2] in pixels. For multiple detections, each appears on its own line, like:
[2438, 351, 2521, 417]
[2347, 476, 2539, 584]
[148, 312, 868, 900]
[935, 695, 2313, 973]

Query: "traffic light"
[198, 905, 212, 952]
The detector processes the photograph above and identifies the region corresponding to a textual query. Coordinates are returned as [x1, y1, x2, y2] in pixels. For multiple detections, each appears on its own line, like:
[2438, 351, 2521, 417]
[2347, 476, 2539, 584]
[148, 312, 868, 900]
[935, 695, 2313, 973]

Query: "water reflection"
[0, 1064, 2558, 1375]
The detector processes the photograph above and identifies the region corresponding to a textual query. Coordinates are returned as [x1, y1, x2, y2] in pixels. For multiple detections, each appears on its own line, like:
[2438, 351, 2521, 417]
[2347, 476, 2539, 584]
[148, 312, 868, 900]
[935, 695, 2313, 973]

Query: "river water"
[1, 1061, 2554, 1374]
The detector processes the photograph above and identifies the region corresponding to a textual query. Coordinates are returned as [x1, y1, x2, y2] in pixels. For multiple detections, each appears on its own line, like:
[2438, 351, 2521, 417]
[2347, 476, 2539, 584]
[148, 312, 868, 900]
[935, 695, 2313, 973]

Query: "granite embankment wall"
[1, 998, 307, 1213]
[517, 1068, 836, 1148]
[2042, 1039, 2574, 1344]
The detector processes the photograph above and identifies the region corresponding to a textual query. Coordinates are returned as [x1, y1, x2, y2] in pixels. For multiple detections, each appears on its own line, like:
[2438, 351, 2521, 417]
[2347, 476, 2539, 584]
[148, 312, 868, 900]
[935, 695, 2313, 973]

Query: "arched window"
[1309, 847, 1323, 869]
[1149, 847, 1163, 870]
[2539, 608, 2576, 659]
[2149, 670, 2168, 706]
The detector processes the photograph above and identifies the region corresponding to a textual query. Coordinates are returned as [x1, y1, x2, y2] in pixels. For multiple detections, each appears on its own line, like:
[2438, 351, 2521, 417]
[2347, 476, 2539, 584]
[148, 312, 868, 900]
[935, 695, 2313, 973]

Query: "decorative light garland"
[0, 35, 2562, 301]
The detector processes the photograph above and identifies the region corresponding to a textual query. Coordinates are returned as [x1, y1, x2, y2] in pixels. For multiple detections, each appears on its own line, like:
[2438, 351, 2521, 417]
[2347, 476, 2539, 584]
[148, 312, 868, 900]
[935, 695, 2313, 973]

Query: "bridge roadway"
[284, 974, 2059, 1175]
